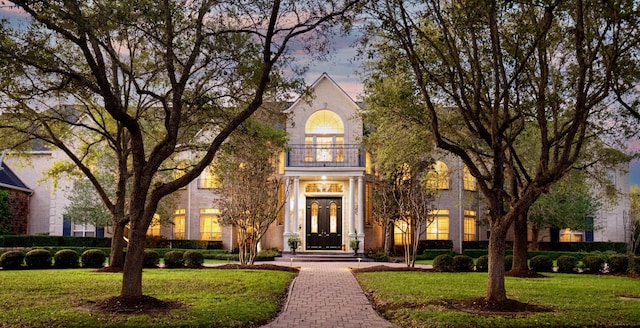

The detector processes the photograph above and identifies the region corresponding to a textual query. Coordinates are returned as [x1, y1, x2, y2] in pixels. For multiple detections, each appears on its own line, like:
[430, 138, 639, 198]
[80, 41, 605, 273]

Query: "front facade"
[2, 73, 633, 254]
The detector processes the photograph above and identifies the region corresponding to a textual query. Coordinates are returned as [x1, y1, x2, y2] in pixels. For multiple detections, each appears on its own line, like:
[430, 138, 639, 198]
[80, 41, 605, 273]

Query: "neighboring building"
[2, 73, 632, 253]
[0, 160, 33, 235]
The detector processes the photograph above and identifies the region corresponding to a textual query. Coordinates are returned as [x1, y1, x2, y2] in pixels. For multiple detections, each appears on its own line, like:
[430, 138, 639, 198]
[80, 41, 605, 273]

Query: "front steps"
[276, 251, 373, 262]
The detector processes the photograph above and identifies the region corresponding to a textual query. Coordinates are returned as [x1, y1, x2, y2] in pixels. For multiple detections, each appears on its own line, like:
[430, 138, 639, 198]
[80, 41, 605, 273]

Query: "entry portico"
[281, 73, 368, 253]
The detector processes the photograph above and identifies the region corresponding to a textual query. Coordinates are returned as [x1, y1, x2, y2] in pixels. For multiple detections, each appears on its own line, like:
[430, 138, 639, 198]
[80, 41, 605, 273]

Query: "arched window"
[305, 110, 345, 162]
[463, 166, 476, 191]
[426, 161, 449, 189]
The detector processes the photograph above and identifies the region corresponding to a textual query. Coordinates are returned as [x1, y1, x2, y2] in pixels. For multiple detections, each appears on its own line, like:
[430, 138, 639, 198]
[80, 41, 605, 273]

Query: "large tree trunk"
[510, 213, 529, 274]
[121, 227, 146, 297]
[109, 220, 128, 268]
[486, 224, 508, 302]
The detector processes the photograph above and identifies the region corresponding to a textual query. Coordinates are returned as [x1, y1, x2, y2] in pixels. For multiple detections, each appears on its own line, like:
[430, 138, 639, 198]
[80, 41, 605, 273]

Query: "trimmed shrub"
[556, 255, 577, 273]
[629, 256, 640, 274]
[582, 255, 604, 274]
[143, 250, 160, 268]
[25, 249, 52, 269]
[366, 249, 389, 262]
[607, 255, 629, 274]
[530, 255, 553, 272]
[0, 250, 25, 269]
[54, 249, 79, 268]
[505, 255, 513, 271]
[417, 240, 454, 255]
[184, 250, 204, 268]
[475, 255, 489, 272]
[433, 254, 454, 272]
[463, 249, 489, 259]
[81, 249, 106, 268]
[163, 251, 184, 268]
[452, 255, 474, 272]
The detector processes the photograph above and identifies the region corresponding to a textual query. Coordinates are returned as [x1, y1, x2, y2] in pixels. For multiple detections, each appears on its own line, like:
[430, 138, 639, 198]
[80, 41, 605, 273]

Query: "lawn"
[355, 271, 640, 327]
[0, 268, 296, 327]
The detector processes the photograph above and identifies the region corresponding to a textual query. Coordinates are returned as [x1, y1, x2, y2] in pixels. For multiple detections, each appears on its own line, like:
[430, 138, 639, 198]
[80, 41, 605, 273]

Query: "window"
[394, 220, 410, 246]
[463, 166, 476, 191]
[305, 110, 344, 134]
[365, 182, 372, 225]
[427, 209, 449, 240]
[305, 183, 343, 193]
[173, 209, 186, 240]
[278, 152, 285, 174]
[200, 208, 221, 240]
[147, 214, 161, 237]
[426, 161, 449, 189]
[278, 182, 285, 225]
[329, 202, 338, 233]
[311, 202, 319, 233]
[199, 165, 220, 189]
[560, 229, 583, 242]
[73, 223, 95, 237]
[464, 210, 476, 241]
[304, 110, 345, 163]
[365, 152, 372, 174]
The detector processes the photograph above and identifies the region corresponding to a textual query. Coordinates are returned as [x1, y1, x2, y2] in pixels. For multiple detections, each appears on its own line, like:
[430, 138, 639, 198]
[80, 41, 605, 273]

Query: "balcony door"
[305, 198, 342, 250]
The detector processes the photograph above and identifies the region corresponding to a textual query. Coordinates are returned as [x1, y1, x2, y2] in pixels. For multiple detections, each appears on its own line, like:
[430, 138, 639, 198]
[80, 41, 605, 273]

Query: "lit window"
[463, 166, 476, 191]
[427, 209, 449, 240]
[394, 220, 410, 246]
[199, 165, 220, 189]
[464, 210, 476, 241]
[365, 152, 372, 174]
[278, 182, 285, 225]
[305, 110, 344, 134]
[560, 229, 583, 242]
[426, 161, 449, 189]
[173, 209, 186, 240]
[147, 214, 161, 237]
[278, 152, 285, 174]
[365, 182, 372, 225]
[200, 208, 221, 240]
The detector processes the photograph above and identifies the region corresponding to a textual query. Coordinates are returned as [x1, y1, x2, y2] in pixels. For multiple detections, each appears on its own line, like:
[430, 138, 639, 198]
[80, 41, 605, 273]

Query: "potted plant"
[287, 235, 301, 254]
[349, 238, 360, 255]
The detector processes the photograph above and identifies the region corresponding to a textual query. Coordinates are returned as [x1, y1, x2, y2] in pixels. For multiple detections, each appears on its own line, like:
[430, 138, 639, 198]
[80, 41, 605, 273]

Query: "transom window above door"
[305, 110, 344, 134]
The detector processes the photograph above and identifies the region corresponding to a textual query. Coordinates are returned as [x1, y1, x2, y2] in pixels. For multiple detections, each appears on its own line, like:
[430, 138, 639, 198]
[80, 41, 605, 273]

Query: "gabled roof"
[0, 162, 32, 194]
[284, 73, 360, 113]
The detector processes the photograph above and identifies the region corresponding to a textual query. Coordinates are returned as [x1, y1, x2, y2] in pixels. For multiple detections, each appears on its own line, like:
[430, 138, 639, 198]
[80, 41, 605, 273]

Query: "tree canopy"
[361, 0, 640, 302]
[0, 0, 361, 299]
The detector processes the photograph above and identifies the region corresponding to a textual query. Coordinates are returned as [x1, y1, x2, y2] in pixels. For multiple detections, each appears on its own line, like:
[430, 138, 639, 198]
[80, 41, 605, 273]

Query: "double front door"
[305, 197, 342, 250]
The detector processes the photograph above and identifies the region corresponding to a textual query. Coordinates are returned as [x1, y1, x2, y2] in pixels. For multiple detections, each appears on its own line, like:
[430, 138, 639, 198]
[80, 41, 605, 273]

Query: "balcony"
[286, 144, 364, 168]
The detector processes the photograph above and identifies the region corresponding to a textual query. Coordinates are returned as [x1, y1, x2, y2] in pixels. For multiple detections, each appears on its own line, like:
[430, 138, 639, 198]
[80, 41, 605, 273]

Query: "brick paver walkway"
[261, 261, 402, 328]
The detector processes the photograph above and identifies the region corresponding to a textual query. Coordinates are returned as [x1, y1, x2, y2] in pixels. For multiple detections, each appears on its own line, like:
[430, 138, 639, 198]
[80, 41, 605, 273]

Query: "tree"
[629, 185, 640, 254]
[362, 0, 639, 302]
[0, 0, 361, 300]
[216, 117, 288, 265]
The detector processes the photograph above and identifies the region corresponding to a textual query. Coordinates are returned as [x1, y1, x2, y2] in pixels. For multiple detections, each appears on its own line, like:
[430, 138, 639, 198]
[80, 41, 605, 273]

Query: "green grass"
[0, 268, 296, 327]
[355, 272, 640, 327]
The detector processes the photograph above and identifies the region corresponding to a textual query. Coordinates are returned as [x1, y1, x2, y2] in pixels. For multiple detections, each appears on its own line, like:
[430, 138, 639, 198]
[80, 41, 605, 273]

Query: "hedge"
[537, 242, 627, 253]
[416, 249, 457, 260]
[417, 240, 454, 255]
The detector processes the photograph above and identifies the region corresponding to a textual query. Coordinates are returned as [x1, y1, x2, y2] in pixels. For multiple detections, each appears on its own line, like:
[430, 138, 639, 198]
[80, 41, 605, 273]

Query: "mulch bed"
[213, 263, 300, 272]
[351, 265, 432, 273]
[92, 295, 183, 314]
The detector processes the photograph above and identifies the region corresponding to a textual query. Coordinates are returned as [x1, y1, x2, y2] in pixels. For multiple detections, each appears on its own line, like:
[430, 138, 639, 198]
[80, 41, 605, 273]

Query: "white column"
[283, 177, 291, 250]
[358, 176, 365, 236]
[349, 176, 355, 237]
[293, 176, 300, 234]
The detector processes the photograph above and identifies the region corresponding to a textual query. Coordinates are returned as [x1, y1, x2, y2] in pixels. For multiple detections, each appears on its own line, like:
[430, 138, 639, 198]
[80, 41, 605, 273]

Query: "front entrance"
[305, 197, 342, 250]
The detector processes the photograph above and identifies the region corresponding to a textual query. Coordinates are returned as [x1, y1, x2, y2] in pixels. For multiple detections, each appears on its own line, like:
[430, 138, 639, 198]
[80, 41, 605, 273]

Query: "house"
[0, 157, 32, 235]
[2, 74, 632, 253]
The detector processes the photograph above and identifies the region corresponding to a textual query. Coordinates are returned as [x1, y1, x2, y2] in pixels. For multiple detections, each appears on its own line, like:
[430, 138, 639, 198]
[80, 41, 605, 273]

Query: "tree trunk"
[384, 220, 393, 255]
[486, 224, 508, 302]
[109, 220, 127, 268]
[121, 227, 146, 297]
[510, 213, 529, 274]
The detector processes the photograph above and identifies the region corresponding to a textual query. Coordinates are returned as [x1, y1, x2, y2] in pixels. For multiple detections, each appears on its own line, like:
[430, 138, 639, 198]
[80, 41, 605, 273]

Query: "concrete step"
[276, 252, 373, 262]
